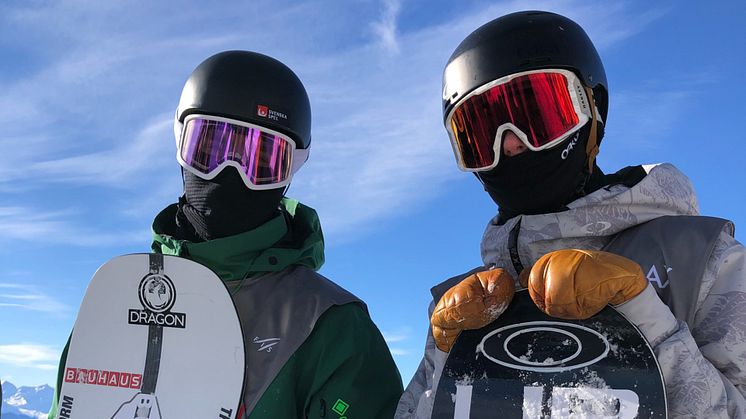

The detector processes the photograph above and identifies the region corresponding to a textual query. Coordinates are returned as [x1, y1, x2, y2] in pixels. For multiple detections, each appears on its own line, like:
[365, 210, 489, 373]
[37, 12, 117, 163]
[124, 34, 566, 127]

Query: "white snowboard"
[56, 253, 244, 419]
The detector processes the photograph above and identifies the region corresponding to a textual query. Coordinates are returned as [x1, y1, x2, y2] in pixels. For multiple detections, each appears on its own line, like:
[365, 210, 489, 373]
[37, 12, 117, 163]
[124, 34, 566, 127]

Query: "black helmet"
[443, 11, 610, 219]
[176, 50, 312, 149]
[442, 10, 607, 125]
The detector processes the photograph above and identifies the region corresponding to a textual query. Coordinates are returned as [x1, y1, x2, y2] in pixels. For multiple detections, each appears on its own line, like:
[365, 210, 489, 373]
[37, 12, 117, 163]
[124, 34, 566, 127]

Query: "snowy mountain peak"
[1, 381, 18, 397]
[1, 381, 52, 419]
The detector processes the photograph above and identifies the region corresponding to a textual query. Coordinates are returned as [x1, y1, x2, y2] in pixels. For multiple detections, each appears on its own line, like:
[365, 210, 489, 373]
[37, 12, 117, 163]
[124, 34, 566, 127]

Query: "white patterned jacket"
[397, 163, 746, 418]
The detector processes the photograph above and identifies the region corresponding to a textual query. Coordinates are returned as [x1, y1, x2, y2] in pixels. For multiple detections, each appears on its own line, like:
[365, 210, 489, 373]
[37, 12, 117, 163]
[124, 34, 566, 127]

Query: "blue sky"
[1, 0, 745, 391]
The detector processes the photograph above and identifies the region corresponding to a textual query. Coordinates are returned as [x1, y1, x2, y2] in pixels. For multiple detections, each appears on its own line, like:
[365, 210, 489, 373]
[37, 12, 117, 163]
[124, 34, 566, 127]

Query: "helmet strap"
[584, 86, 600, 174]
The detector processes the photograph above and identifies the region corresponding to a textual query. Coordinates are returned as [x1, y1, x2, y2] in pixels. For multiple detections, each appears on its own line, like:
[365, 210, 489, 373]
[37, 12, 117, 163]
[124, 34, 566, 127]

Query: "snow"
[450, 373, 477, 403]
[486, 301, 508, 319]
[1, 381, 52, 419]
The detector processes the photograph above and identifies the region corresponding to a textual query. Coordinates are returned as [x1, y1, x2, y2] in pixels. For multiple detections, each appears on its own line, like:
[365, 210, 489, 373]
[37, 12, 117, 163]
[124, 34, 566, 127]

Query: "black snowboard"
[432, 290, 666, 418]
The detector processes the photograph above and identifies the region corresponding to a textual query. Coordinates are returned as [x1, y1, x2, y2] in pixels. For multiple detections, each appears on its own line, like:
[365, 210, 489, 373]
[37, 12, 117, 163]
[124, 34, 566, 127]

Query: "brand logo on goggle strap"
[575, 84, 589, 111]
[561, 133, 580, 160]
[256, 105, 288, 121]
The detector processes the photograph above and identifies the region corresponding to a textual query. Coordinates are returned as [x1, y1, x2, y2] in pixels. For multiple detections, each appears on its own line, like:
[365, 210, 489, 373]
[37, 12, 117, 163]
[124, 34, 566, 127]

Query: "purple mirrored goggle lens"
[179, 118, 293, 186]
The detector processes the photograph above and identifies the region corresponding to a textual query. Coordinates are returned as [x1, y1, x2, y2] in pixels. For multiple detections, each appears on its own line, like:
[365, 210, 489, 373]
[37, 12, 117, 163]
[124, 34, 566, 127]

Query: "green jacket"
[49, 198, 402, 418]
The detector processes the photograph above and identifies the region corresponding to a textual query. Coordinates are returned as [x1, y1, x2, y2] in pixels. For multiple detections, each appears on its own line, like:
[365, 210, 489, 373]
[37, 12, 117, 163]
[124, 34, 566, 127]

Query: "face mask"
[178, 168, 285, 241]
[477, 123, 591, 219]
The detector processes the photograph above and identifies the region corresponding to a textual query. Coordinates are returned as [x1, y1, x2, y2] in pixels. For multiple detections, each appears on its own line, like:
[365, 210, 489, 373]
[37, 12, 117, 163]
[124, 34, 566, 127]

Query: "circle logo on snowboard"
[138, 274, 176, 313]
[480, 321, 610, 373]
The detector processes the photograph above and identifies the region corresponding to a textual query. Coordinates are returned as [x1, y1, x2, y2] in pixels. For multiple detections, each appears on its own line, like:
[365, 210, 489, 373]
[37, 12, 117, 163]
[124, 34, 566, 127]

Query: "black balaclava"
[478, 122, 599, 222]
[175, 168, 285, 242]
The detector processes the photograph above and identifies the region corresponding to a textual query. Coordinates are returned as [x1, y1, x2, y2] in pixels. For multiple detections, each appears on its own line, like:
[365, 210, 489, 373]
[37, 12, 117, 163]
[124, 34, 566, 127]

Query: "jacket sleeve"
[299, 303, 404, 419]
[395, 302, 448, 419]
[615, 231, 746, 418]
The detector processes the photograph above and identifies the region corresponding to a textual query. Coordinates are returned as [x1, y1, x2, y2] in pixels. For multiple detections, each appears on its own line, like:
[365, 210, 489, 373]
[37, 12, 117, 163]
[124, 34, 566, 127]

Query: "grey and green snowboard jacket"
[396, 164, 746, 418]
[49, 198, 403, 419]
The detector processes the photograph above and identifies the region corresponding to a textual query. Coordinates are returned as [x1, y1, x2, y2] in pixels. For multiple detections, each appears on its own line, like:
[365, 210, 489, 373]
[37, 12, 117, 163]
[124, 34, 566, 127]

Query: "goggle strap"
[584, 86, 600, 174]
[291, 147, 310, 175]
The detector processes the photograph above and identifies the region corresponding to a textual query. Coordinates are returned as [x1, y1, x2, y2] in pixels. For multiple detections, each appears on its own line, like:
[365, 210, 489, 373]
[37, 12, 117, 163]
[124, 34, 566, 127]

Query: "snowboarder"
[48, 50, 403, 418]
[396, 10, 746, 418]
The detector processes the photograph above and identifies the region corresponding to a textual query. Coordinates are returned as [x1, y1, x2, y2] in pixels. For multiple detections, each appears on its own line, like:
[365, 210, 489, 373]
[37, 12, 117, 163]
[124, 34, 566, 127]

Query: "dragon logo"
[138, 274, 176, 313]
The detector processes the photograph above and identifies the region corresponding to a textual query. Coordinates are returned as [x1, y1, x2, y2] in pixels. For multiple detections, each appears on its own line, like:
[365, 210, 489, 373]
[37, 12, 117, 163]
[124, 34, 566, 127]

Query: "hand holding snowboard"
[522, 249, 648, 319]
[431, 269, 515, 352]
[432, 249, 648, 352]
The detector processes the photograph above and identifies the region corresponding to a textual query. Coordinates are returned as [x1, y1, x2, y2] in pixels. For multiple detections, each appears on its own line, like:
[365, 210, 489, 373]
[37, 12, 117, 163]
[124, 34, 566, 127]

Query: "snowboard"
[55, 253, 245, 419]
[432, 290, 667, 418]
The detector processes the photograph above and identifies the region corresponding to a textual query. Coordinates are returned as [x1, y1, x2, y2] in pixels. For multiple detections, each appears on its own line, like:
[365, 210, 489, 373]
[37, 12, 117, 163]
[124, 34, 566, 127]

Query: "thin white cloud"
[0, 206, 146, 247]
[382, 329, 411, 357]
[382, 330, 409, 344]
[30, 117, 173, 186]
[573, 4, 671, 50]
[604, 69, 718, 154]
[596, 81, 707, 172]
[372, 0, 401, 54]
[0, 344, 60, 370]
[0, 283, 70, 315]
[610, 88, 693, 146]
[389, 348, 410, 356]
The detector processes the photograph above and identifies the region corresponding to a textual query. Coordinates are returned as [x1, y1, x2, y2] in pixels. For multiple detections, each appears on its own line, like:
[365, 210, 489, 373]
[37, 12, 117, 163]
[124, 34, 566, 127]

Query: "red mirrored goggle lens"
[449, 72, 581, 170]
[179, 118, 293, 186]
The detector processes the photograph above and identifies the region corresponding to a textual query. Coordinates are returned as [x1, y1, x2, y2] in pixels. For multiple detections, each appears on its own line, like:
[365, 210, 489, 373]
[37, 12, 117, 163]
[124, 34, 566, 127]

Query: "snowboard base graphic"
[432, 290, 667, 418]
[56, 254, 245, 419]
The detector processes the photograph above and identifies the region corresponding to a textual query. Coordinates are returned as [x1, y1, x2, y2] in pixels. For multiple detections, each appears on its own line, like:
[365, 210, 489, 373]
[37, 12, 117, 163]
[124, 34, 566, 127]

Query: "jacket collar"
[152, 198, 325, 281]
[480, 163, 700, 277]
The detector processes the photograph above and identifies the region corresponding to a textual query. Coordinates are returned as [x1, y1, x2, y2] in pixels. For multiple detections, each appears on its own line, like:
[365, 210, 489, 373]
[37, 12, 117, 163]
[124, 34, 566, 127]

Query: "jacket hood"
[152, 198, 324, 281]
[481, 163, 700, 277]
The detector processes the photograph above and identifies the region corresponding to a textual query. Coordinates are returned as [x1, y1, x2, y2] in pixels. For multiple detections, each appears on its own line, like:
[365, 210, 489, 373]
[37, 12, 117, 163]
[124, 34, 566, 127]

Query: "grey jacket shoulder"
[231, 265, 365, 413]
[604, 215, 733, 325]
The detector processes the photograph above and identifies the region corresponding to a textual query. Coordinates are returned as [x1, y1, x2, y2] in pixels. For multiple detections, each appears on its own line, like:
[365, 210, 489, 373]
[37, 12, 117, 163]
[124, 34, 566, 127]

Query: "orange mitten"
[526, 249, 647, 319]
[431, 269, 515, 352]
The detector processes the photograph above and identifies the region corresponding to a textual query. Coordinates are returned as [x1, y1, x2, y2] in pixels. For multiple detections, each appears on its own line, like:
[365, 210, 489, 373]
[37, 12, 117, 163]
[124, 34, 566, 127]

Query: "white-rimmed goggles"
[445, 69, 593, 172]
[176, 114, 308, 190]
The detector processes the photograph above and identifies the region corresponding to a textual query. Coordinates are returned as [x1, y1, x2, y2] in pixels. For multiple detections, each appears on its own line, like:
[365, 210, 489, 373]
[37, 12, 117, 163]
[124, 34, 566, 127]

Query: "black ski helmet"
[176, 50, 312, 150]
[442, 10, 607, 127]
[443, 11, 609, 218]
